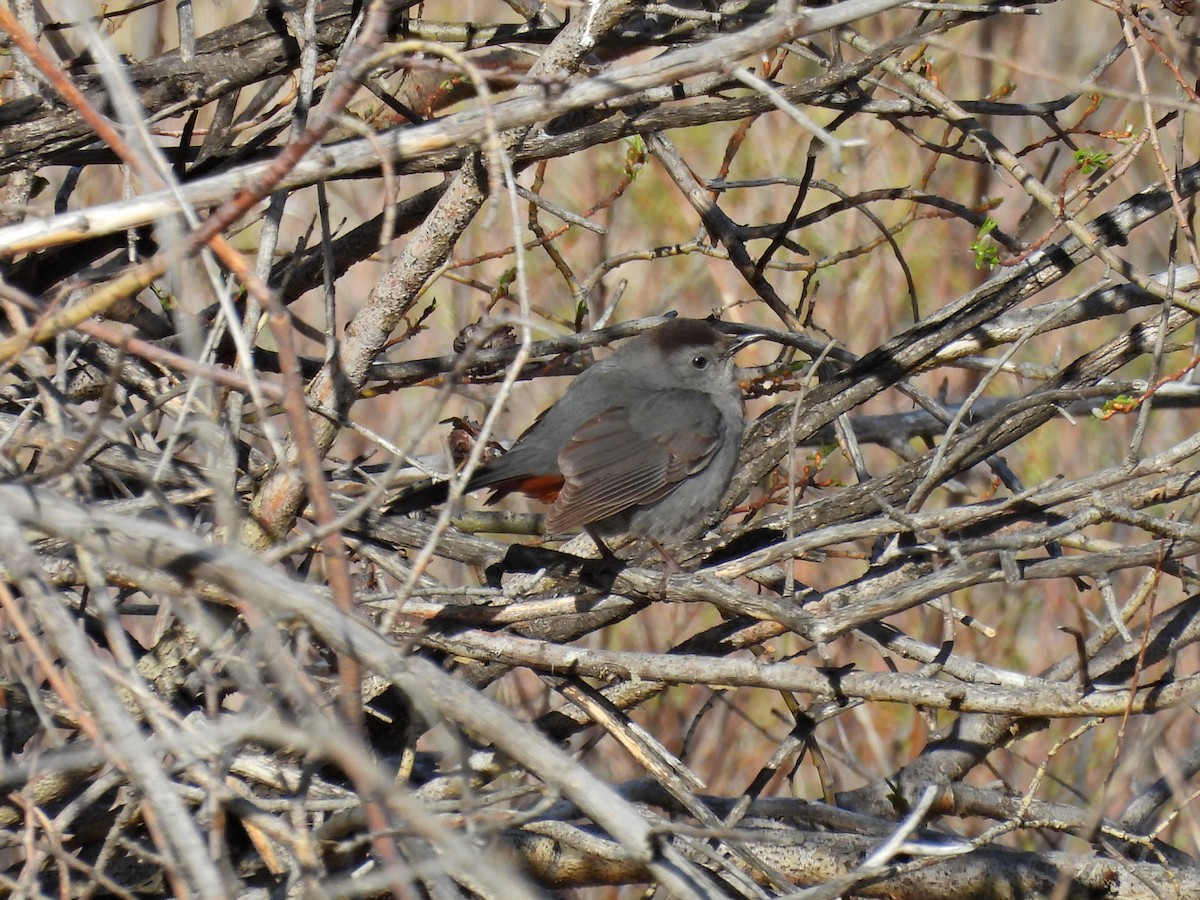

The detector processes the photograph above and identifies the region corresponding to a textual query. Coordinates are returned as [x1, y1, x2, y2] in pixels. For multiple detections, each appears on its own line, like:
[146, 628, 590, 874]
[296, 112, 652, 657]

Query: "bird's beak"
[728, 331, 768, 354]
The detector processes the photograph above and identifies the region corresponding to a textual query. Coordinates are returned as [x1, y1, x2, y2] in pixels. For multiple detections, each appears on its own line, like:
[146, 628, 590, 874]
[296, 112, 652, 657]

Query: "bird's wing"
[546, 390, 722, 532]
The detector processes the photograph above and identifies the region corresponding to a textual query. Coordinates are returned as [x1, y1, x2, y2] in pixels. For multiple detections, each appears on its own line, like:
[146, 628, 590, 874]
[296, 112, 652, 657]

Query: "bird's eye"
[691, 355, 709, 369]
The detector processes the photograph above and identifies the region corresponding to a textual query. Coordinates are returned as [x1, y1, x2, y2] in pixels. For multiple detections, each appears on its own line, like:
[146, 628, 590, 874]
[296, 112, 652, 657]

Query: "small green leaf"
[970, 216, 1000, 270]
[1073, 147, 1112, 175]
[149, 282, 174, 311]
[623, 135, 646, 179]
[494, 268, 516, 299]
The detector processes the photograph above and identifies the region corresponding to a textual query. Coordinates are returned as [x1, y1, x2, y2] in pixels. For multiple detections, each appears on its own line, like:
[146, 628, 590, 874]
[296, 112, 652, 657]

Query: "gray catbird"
[392, 318, 758, 546]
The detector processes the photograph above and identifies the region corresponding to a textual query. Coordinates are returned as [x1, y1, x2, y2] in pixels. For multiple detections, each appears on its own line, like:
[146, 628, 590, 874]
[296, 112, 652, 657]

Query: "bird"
[390, 318, 759, 551]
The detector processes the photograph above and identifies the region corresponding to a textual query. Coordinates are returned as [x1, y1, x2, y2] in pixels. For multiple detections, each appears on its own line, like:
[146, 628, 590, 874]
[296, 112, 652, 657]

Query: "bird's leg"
[648, 537, 686, 597]
[579, 526, 624, 589]
[584, 526, 620, 563]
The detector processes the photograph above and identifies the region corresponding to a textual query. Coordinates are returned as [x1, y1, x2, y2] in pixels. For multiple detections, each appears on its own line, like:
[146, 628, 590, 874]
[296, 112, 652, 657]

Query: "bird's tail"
[382, 462, 513, 516]
[381, 477, 454, 516]
[384, 463, 558, 516]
